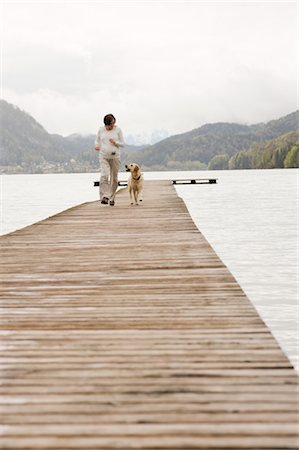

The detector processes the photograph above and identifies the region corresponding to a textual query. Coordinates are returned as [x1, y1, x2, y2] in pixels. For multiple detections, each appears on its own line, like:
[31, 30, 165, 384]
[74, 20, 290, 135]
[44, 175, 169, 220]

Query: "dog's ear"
[134, 164, 140, 172]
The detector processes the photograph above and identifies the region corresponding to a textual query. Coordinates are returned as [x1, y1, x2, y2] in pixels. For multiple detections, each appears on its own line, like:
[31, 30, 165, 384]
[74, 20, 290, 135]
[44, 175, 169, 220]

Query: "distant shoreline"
[1, 166, 296, 175]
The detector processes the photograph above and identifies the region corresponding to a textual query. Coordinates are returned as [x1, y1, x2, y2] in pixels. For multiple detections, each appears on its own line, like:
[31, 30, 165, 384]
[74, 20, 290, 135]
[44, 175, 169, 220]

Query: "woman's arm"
[110, 127, 125, 148]
[94, 129, 101, 151]
[116, 128, 125, 147]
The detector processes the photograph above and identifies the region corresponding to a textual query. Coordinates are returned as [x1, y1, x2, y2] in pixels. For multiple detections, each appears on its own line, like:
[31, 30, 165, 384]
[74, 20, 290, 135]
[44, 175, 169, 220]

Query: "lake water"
[1, 169, 298, 370]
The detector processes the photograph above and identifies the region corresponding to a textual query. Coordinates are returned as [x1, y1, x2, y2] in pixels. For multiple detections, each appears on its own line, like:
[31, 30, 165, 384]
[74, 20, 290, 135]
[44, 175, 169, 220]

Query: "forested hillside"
[229, 131, 299, 169]
[0, 100, 67, 166]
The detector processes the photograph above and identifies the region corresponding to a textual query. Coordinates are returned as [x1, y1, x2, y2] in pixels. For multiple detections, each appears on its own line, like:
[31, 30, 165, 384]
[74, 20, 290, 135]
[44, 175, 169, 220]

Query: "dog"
[125, 163, 143, 206]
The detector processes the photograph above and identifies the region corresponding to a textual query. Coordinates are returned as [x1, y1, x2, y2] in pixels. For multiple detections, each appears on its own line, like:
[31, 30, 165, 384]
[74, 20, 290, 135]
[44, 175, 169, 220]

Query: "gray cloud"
[2, 1, 297, 141]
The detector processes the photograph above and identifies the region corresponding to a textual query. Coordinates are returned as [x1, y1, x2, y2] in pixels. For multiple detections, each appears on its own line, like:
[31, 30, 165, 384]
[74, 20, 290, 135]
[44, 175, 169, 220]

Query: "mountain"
[51, 133, 94, 157]
[0, 100, 145, 173]
[123, 111, 299, 170]
[0, 99, 67, 166]
[1, 99, 298, 173]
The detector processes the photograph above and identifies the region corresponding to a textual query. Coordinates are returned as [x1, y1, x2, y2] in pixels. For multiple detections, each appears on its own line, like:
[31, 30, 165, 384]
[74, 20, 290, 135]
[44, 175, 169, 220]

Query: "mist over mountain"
[125, 129, 170, 146]
[0, 99, 298, 173]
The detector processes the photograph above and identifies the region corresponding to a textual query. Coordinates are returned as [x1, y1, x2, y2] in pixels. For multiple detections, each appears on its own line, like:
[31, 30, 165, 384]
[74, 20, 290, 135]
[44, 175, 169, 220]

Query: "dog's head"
[125, 163, 141, 174]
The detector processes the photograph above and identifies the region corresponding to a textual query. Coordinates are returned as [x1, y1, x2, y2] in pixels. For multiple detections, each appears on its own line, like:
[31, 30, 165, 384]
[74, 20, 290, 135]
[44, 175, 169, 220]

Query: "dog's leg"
[134, 190, 139, 206]
[139, 189, 143, 203]
[129, 187, 134, 205]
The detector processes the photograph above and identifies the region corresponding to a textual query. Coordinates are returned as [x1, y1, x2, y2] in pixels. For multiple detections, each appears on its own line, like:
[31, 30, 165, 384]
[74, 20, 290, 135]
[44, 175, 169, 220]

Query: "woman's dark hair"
[103, 114, 116, 126]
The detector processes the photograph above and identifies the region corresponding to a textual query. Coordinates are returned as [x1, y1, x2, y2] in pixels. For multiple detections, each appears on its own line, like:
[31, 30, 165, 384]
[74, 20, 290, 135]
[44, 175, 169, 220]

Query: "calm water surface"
[1, 169, 297, 370]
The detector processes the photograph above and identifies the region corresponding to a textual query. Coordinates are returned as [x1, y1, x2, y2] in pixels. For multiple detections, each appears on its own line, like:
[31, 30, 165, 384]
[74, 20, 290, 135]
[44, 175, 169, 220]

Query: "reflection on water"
[1, 169, 298, 370]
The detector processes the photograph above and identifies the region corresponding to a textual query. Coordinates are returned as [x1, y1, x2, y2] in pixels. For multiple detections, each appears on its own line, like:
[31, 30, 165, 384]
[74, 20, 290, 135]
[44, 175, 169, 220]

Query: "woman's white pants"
[99, 157, 120, 201]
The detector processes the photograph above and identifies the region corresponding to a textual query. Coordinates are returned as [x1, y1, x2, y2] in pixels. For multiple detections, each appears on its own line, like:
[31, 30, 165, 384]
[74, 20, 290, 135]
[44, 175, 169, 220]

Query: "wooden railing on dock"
[0, 180, 297, 449]
[93, 177, 218, 187]
[172, 178, 217, 184]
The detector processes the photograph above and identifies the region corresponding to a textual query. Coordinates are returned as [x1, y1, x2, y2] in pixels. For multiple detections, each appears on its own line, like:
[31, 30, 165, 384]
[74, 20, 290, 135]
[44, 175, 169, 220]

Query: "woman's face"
[105, 120, 115, 131]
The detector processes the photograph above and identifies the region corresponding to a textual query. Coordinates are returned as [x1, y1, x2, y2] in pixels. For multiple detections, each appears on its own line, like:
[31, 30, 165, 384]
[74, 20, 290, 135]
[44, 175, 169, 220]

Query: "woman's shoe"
[109, 200, 115, 206]
[101, 197, 109, 204]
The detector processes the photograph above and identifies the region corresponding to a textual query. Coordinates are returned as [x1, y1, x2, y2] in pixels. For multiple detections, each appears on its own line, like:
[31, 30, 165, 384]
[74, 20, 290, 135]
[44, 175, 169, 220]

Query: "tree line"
[207, 131, 298, 170]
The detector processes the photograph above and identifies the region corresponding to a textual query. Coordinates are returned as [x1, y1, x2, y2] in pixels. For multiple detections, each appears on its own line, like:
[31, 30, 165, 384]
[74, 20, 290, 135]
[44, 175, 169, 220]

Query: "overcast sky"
[1, 1, 297, 143]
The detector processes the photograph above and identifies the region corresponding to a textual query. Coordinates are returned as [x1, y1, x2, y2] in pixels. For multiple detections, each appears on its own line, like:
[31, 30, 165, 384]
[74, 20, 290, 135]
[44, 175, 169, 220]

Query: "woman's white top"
[95, 125, 125, 159]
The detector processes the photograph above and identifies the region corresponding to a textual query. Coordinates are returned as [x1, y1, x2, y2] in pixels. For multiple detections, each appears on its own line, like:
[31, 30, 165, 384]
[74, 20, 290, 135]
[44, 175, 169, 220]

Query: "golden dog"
[125, 163, 143, 205]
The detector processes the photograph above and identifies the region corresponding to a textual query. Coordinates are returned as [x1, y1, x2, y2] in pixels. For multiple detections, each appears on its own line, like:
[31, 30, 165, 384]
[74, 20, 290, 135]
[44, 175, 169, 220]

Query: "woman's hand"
[95, 145, 100, 151]
[109, 138, 118, 147]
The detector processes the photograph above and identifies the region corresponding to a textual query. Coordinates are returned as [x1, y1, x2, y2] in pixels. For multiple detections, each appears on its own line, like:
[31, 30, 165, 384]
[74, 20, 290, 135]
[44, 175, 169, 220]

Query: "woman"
[95, 114, 125, 206]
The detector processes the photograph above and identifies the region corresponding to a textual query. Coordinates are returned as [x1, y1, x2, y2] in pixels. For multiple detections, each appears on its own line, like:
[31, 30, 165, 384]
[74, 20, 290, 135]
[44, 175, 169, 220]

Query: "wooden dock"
[0, 180, 297, 449]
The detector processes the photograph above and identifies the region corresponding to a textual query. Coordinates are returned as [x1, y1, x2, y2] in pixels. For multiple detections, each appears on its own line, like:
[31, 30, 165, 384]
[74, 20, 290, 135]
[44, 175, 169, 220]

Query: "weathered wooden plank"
[1, 375, 296, 386]
[0, 435, 298, 448]
[0, 401, 297, 414]
[1, 382, 296, 394]
[2, 412, 298, 425]
[1, 423, 298, 435]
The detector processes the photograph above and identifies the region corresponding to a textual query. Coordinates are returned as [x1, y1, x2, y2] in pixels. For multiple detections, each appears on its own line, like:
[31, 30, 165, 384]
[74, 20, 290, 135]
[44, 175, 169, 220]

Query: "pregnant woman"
[95, 114, 125, 206]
